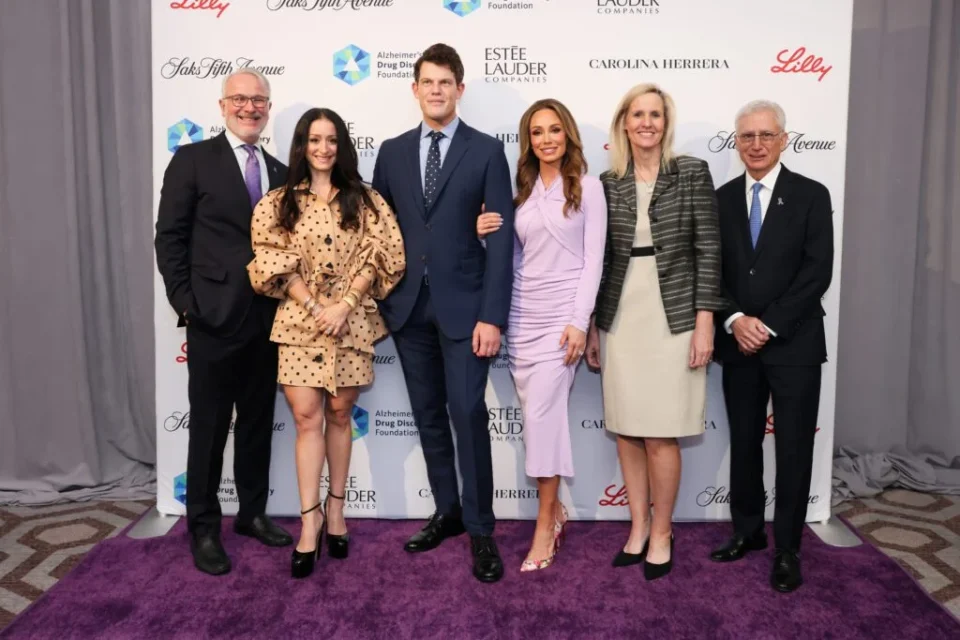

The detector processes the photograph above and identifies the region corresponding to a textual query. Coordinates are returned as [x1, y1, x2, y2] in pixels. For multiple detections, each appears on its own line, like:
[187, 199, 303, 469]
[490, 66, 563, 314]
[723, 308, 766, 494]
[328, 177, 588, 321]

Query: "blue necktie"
[423, 131, 444, 208]
[749, 182, 763, 248]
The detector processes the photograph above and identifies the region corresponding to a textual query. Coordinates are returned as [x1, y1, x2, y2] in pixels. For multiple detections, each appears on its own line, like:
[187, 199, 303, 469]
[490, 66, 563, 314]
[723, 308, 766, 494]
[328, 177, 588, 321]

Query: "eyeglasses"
[736, 131, 783, 145]
[224, 94, 269, 108]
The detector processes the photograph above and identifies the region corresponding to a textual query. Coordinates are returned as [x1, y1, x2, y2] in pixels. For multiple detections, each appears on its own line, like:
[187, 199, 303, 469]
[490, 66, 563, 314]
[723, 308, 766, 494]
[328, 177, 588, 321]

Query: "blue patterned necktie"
[749, 182, 763, 248]
[242, 144, 262, 208]
[423, 131, 444, 208]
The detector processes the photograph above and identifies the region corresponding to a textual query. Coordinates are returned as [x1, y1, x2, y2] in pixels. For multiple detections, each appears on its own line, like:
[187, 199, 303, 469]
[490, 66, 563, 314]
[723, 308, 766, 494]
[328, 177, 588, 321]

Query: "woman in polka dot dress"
[248, 107, 405, 578]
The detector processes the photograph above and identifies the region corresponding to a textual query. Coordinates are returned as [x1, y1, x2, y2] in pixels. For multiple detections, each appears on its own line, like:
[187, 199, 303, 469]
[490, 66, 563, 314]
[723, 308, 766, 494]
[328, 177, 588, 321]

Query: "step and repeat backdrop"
[153, 0, 852, 522]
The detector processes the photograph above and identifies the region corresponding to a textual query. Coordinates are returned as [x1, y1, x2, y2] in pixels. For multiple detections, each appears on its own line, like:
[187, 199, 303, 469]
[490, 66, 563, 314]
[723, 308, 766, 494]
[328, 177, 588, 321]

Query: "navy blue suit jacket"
[372, 121, 515, 340]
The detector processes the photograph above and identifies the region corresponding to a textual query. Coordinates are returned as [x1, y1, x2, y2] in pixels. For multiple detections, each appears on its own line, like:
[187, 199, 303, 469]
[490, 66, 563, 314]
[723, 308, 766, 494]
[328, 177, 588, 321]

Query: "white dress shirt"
[724, 162, 783, 337]
[224, 128, 269, 197]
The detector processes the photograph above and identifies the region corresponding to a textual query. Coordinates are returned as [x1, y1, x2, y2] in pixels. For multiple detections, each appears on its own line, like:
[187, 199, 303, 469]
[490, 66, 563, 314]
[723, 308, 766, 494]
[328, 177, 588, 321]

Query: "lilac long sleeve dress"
[506, 174, 607, 477]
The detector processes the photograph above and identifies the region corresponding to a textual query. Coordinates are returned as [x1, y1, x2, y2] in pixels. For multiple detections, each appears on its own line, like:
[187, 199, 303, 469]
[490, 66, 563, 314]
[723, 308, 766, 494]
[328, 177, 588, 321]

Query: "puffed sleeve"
[247, 188, 301, 300]
[350, 189, 406, 300]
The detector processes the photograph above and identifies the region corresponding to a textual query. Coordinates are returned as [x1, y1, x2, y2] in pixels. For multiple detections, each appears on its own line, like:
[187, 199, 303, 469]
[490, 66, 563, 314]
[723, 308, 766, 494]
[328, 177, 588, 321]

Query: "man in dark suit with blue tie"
[372, 43, 515, 583]
[710, 100, 834, 593]
[155, 69, 293, 576]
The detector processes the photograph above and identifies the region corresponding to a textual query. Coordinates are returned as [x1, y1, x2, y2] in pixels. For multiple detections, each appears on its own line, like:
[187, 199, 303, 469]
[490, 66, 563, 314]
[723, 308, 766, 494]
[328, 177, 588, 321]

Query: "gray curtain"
[0, 0, 957, 505]
[0, 0, 155, 504]
[833, 0, 960, 499]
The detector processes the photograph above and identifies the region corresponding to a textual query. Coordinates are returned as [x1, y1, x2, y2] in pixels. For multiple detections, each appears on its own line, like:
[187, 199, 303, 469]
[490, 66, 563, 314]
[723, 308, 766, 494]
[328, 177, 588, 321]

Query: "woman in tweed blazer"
[584, 83, 724, 580]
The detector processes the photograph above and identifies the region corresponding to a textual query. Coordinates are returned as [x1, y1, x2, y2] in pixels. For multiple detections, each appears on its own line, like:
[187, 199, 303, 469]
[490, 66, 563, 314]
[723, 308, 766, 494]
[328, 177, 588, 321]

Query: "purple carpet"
[2, 518, 957, 639]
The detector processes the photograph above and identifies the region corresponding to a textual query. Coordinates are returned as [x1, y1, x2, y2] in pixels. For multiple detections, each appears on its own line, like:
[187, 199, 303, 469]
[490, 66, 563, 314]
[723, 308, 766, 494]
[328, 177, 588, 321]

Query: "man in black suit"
[709, 100, 834, 593]
[155, 69, 292, 575]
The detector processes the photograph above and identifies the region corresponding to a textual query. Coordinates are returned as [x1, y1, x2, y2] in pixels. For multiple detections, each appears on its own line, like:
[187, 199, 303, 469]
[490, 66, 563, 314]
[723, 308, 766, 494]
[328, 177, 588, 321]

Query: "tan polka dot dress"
[247, 181, 406, 395]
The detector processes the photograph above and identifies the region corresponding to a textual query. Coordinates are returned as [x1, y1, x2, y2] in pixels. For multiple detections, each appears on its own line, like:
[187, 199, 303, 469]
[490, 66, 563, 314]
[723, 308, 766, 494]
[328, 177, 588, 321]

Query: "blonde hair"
[608, 83, 677, 178]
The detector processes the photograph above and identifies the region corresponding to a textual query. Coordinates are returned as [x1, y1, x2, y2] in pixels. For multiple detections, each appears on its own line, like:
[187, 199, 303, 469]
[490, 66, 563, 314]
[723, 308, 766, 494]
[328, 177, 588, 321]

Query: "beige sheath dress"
[599, 181, 707, 438]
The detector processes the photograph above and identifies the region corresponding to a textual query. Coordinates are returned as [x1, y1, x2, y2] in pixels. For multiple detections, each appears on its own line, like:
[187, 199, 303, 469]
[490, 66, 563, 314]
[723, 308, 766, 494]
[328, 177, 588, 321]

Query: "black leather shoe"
[470, 535, 504, 583]
[234, 515, 293, 547]
[403, 512, 466, 553]
[190, 532, 231, 576]
[612, 538, 649, 568]
[771, 550, 803, 593]
[710, 531, 768, 563]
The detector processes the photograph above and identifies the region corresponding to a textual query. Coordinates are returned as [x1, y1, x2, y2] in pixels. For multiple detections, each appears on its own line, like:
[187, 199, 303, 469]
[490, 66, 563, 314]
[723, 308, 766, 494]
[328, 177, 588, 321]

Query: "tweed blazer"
[594, 155, 724, 333]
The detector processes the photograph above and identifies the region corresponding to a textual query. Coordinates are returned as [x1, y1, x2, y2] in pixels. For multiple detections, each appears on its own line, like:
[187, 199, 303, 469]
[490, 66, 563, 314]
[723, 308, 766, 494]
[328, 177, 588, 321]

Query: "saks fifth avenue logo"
[590, 57, 728, 71]
[267, 0, 394, 10]
[697, 486, 821, 508]
[708, 131, 837, 154]
[160, 57, 285, 80]
[489, 407, 523, 442]
[484, 47, 547, 84]
[321, 475, 377, 510]
[771, 47, 833, 82]
[597, 0, 660, 15]
[170, 0, 230, 18]
[371, 354, 396, 365]
[163, 411, 286, 434]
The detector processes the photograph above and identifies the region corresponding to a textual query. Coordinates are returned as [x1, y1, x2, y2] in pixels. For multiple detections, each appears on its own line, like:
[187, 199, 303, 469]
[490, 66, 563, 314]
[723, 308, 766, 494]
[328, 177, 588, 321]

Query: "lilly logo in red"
[771, 47, 832, 82]
[765, 413, 820, 435]
[170, 0, 230, 18]
[176, 342, 188, 364]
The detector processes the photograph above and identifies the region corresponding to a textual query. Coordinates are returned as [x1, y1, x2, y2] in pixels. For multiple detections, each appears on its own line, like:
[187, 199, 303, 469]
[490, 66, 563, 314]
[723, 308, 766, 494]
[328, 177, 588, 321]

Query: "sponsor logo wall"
[153, 0, 853, 521]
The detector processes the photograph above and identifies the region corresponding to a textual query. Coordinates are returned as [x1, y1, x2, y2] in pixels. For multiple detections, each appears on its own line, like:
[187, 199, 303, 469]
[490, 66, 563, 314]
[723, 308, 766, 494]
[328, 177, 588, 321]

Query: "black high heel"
[325, 492, 350, 560]
[644, 535, 674, 581]
[291, 502, 324, 579]
[612, 537, 649, 568]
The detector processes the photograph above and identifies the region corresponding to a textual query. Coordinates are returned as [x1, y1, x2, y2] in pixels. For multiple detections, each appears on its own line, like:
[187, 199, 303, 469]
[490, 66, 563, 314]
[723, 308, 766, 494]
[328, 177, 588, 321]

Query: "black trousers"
[185, 313, 278, 535]
[722, 359, 821, 552]
[391, 281, 495, 536]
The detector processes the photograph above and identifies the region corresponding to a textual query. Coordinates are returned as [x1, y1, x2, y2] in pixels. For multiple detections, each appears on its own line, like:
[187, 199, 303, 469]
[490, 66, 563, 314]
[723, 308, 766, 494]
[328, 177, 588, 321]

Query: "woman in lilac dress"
[478, 98, 607, 572]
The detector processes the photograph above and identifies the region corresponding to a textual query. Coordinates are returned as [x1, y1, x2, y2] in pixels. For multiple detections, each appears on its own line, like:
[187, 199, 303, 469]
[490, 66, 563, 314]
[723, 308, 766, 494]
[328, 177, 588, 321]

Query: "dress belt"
[630, 246, 655, 257]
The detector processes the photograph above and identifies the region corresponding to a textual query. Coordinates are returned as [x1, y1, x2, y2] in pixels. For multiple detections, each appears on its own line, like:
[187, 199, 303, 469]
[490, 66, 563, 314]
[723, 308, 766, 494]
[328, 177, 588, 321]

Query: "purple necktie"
[242, 144, 262, 208]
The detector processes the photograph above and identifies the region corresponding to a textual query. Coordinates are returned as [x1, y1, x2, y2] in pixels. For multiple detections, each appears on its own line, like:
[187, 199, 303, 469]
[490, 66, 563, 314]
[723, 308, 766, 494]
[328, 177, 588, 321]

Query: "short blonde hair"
[608, 83, 677, 178]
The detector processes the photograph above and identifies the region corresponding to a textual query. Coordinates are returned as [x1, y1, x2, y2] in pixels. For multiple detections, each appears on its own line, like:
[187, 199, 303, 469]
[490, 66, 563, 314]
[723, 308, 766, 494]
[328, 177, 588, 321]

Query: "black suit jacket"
[371, 121, 515, 339]
[155, 132, 288, 337]
[714, 165, 834, 366]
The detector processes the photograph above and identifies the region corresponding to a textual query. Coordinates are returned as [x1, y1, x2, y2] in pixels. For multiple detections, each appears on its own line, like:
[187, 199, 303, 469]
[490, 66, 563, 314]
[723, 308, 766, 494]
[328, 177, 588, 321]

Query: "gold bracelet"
[348, 288, 363, 303]
[304, 297, 316, 312]
[341, 293, 358, 310]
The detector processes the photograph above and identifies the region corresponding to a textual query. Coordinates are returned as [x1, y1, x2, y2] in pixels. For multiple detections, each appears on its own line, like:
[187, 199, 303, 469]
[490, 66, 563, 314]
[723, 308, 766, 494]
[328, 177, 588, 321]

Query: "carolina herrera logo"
[167, 118, 203, 153]
[333, 45, 371, 85]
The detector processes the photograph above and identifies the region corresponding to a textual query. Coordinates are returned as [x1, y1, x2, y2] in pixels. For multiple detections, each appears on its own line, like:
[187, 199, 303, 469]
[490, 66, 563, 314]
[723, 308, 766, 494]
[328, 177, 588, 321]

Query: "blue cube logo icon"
[351, 405, 369, 441]
[444, 0, 481, 17]
[174, 472, 187, 506]
[333, 45, 371, 86]
[167, 118, 203, 153]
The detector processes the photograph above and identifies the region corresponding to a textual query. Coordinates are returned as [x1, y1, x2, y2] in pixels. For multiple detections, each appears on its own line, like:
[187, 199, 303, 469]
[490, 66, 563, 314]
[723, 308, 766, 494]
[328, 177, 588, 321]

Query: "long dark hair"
[280, 107, 377, 232]
[515, 99, 587, 217]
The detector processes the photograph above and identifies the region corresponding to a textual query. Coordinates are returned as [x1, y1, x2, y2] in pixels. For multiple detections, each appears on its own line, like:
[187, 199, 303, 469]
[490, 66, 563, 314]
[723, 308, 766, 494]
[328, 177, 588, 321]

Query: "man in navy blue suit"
[372, 43, 515, 583]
